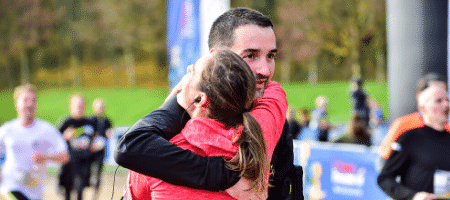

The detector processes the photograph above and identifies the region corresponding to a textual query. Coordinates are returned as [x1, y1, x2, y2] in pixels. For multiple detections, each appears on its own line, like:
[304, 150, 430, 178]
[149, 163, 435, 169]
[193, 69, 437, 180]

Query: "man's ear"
[209, 48, 216, 53]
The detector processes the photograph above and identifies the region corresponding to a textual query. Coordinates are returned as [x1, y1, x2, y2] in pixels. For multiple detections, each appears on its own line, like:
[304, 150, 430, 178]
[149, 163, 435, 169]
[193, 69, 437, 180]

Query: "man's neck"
[423, 117, 445, 132]
[19, 117, 34, 127]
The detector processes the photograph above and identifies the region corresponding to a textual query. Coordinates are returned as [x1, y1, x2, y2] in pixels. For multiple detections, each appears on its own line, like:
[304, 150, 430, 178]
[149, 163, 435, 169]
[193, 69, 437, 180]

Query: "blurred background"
[0, 0, 388, 127]
[0, 0, 449, 199]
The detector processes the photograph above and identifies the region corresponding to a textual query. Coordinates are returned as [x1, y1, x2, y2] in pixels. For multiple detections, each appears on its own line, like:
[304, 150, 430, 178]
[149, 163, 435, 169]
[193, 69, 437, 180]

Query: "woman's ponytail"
[226, 111, 269, 192]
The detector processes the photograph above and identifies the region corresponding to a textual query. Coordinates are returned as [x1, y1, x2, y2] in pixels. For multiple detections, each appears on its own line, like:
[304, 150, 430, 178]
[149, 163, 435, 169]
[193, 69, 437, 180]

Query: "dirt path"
[44, 168, 129, 200]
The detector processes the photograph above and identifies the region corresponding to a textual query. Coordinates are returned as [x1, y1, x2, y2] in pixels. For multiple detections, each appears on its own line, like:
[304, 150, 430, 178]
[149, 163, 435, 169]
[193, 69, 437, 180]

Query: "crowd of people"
[0, 85, 113, 200]
[0, 6, 448, 200]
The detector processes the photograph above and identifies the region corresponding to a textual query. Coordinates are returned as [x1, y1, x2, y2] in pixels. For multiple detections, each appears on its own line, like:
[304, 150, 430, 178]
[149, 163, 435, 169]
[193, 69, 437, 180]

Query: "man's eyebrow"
[242, 48, 260, 53]
[242, 48, 278, 53]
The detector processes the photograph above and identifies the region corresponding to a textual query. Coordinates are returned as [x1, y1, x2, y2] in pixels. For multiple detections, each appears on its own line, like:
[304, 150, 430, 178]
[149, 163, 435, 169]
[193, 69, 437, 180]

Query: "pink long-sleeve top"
[127, 81, 287, 199]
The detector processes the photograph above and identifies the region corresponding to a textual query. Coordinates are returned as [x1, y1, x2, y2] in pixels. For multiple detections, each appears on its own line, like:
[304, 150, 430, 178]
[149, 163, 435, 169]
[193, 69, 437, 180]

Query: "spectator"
[286, 107, 302, 139]
[333, 113, 371, 147]
[309, 96, 332, 142]
[377, 84, 450, 200]
[378, 72, 450, 160]
[367, 97, 388, 146]
[58, 94, 96, 200]
[350, 78, 371, 126]
[0, 84, 69, 200]
[88, 98, 113, 199]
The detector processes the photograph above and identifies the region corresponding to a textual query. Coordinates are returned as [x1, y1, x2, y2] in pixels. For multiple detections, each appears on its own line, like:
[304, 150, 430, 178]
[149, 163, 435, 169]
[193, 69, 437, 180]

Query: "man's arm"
[114, 95, 240, 191]
[377, 133, 418, 199]
[33, 151, 69, 165]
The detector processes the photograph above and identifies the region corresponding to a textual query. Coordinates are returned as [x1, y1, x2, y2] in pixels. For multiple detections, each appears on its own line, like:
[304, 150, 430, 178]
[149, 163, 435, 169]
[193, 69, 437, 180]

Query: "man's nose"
[254, 60, 270, 77]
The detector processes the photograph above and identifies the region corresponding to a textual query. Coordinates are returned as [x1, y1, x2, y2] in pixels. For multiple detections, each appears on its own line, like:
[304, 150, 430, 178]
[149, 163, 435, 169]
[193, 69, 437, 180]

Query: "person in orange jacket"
[378, 72, 449, 160]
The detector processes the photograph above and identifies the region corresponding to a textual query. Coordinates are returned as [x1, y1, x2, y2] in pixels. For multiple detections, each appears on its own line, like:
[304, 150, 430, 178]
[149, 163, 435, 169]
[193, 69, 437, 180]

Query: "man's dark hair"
[416, 72, 447, 93]
[208, 7, 273, 50]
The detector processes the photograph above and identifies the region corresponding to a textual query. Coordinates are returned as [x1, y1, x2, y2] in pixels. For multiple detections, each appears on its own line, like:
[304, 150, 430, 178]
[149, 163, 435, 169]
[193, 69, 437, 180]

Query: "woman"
[125, 49, 284, 199]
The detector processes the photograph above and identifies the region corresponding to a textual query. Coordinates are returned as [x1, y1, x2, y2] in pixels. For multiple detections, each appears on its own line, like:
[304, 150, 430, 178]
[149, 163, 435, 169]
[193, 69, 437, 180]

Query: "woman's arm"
[114, 95, 240, 191]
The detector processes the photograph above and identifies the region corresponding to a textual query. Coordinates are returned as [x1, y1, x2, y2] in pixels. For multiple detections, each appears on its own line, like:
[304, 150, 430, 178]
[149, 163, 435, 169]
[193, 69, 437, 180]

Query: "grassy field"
[0, 81, 389, 127]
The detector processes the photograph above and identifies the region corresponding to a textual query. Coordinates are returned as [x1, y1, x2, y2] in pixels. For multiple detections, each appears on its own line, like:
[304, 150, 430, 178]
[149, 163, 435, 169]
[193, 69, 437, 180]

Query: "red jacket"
[127, 81, 287, 199]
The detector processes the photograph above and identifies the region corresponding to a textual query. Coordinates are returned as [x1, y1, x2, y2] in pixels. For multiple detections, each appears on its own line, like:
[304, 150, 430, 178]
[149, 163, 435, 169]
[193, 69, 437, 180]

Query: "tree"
[275, 0, 386, 83]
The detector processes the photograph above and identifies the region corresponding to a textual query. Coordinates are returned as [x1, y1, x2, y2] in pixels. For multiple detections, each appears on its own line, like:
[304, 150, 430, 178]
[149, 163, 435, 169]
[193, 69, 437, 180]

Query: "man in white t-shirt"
[0, 84, 69, 200]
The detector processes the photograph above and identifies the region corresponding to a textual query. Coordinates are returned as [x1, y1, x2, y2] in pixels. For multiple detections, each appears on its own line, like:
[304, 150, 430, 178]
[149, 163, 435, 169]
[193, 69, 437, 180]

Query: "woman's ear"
[195, 92, 209, 108]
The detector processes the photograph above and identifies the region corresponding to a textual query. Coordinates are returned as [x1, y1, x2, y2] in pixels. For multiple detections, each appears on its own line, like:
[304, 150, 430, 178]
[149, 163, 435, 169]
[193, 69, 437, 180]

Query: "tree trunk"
[281, 58, 291, 84]
[5, 62, 15, 89]
[20, 48, 31, 85]
[308, 58, 318, 84]
[71, 54, 82, 88]
[124, 46, 136, 87]
[376, 52, 385, 82]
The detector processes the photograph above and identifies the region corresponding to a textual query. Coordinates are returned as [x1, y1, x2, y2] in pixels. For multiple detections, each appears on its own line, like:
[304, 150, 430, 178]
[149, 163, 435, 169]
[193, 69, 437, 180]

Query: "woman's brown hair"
[198, 49, 269, 192]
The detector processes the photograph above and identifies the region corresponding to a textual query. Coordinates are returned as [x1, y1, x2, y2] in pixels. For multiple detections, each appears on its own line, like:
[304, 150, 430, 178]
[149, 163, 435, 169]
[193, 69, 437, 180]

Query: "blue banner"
[166, 0, 201, 89]
[294, 140, 390, 200]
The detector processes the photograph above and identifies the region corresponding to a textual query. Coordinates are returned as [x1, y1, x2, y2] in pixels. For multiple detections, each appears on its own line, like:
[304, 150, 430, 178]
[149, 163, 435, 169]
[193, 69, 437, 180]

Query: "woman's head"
[177, 49, 268, 191]
[178, 49, 256, 122]
[348, 113, 369, 139]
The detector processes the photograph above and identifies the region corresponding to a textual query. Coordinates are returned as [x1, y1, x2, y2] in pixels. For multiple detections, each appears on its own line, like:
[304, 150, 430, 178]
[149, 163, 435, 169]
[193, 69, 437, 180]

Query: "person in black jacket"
[377, 85, 450, 200]
[350, 78, 370, 126]
[114, 7, 302, 199]
[59, 94, 96, 200]
[88, 98, 113, 200]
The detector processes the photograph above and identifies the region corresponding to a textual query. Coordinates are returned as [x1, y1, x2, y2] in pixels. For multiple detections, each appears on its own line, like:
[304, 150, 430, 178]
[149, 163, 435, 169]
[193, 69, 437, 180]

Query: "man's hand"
[412, 191, 437, 200]
[225, 177, 267, 200]
[32, 152, 48, 165]
[164, 72, 189, 103]
[62, 127, 74, 141]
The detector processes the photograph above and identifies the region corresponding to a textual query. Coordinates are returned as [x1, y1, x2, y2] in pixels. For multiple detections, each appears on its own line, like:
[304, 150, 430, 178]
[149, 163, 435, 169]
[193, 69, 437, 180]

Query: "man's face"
[93, 101, 105, 116]
[15, 90, 36, 121]
[421, 86, 449, 125]
[229, 24, 277, 99]
[70, 96, 85, 119]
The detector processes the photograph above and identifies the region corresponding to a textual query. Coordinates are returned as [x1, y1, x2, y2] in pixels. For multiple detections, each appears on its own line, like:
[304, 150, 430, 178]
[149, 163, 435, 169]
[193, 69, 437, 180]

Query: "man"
[377, 84, 450, 200]
[350, 78, 370, 126]
[378, 72, 450, 160]
[115, 7, 302, 199]
[88, 98, 113, 200]
[0, 84, 69, 200]
[58, 94, 96, 200]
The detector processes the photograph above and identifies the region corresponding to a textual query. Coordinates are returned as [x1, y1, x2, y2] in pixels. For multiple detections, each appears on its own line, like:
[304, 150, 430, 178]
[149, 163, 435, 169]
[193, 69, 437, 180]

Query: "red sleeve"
[250, 81, 288, 159]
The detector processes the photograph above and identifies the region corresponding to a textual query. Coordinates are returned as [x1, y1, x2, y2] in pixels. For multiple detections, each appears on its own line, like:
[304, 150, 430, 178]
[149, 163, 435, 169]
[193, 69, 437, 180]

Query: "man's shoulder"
[1, 119, 18, 128]
[34, 118, 58, 129]
[392, 112, 424, 130]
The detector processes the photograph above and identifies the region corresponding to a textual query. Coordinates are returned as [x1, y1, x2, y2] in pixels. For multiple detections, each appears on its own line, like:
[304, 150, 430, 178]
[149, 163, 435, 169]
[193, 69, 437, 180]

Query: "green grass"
[0, 87, 169, 127]
[282, 81, 389, 125]
[0, 81, 389, 127]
